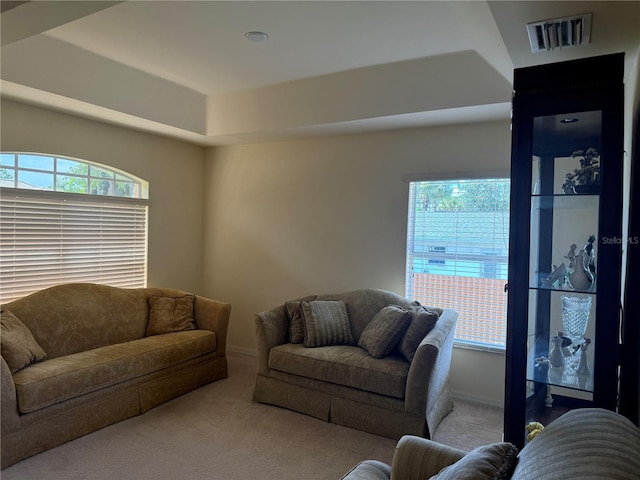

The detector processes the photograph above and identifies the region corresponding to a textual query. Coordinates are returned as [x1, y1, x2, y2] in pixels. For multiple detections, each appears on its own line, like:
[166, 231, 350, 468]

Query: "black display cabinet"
[504, 53, 625, 448]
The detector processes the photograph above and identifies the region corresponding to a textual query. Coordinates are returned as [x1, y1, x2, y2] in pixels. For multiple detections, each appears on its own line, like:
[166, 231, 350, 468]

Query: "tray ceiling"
[1, 1, 638, 145]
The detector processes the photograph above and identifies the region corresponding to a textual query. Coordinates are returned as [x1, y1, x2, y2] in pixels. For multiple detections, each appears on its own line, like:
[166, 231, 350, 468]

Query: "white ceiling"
[1, 1, 639, 146]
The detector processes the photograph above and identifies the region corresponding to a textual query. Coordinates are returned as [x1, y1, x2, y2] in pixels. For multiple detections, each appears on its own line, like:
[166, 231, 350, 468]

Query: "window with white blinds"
[405, 178, 510, 350]
[0, 153, 148, 303]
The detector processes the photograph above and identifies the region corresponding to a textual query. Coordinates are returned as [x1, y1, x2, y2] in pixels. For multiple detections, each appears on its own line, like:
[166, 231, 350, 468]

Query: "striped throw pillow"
[358, 305, 412, 359]
[301, 300, 353, 347]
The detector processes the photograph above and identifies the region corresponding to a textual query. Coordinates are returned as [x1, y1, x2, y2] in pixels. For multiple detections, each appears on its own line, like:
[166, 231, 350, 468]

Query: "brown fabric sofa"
[0, 283, 231, 469]
[253, 289, 457, 440]
[341, 408, 640, 480]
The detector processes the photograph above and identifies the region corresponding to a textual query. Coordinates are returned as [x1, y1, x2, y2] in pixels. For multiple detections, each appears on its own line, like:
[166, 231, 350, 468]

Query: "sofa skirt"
[253, 374, 426, 439]
[2, 354, 227, 469]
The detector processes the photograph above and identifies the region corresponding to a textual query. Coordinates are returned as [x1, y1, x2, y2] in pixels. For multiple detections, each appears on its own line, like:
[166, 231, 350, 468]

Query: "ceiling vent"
[527, 13, 592, 53]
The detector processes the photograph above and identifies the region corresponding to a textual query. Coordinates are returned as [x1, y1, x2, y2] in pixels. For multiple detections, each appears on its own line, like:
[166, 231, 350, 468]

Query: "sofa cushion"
[13, 330, 216, 413]
[511, 408, 640, 480]
[358, 306, 412, 359]
[1, 309, 47, 374]
[146, 294, 196, 336]
[269, 343, 408, 398]
[429, 442, 518, 480]
[398, 303, 440, 362]
[301, 300, 354, 347]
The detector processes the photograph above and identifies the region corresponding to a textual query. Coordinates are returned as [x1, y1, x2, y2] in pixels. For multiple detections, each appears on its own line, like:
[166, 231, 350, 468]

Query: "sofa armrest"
[404, 309, 457, 431]
[340, 460, 392, 480]
[193, 296, 232, 356]
[1, 356, 20, 433]
[254, 306, 289, 376]
[390, 435, 466, 480]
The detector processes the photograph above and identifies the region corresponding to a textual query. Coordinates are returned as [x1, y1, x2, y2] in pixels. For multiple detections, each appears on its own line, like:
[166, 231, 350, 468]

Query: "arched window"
[0, 152, 148, 198]
[0, 153, 149, 302]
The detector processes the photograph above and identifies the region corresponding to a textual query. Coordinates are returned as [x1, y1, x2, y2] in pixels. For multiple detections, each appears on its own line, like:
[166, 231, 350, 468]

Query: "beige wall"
[623, 49, 640, 289]
[203, 121, 511, 405]
[622, 52, 635, 294]
[0, 99, 206, 294]
[622, 47, 640, 421]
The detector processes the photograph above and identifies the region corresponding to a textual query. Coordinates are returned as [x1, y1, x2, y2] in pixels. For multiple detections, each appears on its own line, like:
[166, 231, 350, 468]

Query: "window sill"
[454, 340, 506, 354]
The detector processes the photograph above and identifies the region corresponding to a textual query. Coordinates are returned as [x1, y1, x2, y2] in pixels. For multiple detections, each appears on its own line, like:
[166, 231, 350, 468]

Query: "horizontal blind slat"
[1, 193, 148, 303]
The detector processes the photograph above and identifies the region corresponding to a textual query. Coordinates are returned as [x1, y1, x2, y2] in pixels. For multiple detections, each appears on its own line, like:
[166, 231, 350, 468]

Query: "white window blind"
[0, 189, 148, 303]
[406, 178, 510, 349]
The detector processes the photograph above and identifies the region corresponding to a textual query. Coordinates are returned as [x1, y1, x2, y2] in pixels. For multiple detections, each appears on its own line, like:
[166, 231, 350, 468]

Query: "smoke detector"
[527, 13, 592, 53]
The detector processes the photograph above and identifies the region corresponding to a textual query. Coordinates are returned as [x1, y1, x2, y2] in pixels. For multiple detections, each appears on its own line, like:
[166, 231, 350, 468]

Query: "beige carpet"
[2, 352, 503, 480]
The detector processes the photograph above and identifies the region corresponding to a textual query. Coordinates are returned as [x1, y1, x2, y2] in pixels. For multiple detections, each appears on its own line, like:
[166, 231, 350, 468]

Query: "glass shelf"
[531, 193, 599, 198]
[532, 285, 597, 293]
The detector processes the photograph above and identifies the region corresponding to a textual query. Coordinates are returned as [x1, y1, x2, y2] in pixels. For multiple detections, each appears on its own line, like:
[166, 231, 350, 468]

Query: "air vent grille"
[527, 13, 592, 53]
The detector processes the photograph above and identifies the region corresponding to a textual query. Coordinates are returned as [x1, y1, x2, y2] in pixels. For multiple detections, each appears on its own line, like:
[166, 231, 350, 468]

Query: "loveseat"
[0, 283, 231, 468]
[253, 288, 457, 439]
[341, 408, 640, 480]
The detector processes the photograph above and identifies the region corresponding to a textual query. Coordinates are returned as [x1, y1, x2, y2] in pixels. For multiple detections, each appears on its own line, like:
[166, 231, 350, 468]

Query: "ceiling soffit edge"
[206, 51, 513, 138]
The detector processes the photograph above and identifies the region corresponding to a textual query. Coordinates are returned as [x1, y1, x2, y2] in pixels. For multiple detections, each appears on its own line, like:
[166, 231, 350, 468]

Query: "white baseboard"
[227, 345, 257, 357]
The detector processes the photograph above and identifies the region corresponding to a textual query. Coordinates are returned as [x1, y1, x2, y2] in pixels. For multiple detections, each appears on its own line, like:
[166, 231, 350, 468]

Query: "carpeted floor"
[2, 352, 503, 480]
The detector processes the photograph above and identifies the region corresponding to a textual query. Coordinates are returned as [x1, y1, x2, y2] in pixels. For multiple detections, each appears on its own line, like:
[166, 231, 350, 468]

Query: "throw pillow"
[285, 302, 305, 343]
[301, 300, 353, 347]
[429, 442, 518, 480]
[146, 294, 196, 336]
[1, 309, 47, 374]
[285, 295, 317, 344]
[398, 302, 440, 362]
[358, 305, 413, 359]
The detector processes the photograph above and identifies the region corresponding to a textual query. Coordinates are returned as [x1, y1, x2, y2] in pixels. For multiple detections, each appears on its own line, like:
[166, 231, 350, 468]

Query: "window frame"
[0, 152, 149, 199]
[404, 173, 510, 352]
